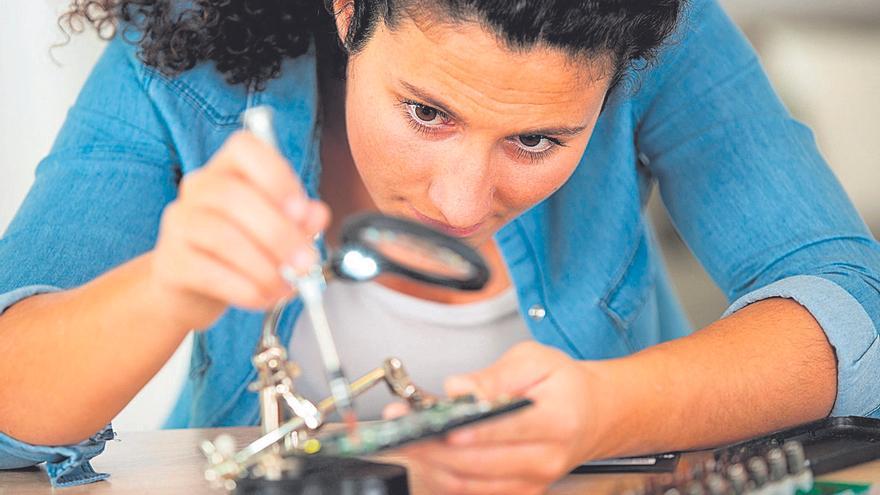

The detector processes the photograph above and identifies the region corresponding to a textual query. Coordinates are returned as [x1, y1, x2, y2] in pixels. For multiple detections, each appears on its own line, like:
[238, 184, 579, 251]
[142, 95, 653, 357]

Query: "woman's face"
[344, 14, 610, 247]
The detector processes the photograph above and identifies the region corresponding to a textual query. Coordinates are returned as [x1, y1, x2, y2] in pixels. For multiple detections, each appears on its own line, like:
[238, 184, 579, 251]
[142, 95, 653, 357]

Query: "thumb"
[444, 341, 559, 400]
[444, 374, 484, 399]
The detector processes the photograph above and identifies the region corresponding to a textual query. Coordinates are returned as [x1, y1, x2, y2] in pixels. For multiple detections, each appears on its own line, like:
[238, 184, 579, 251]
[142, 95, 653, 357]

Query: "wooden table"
[3, 427, 880, 494]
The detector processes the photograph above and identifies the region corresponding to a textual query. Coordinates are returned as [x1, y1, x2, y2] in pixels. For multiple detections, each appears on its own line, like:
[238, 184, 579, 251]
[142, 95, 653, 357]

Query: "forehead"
[355, 15, 610, 126]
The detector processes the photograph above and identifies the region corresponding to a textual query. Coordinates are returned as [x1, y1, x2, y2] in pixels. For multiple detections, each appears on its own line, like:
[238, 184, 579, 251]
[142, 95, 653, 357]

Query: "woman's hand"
[388, 341, 600, 495]
[149, 131, 330, 330]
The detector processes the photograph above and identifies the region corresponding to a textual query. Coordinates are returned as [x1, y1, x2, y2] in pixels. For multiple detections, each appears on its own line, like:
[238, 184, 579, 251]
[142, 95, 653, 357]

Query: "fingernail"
[284, 196, 306, 220]
[290, 249, 315, 271]
[445, 375, 475, 396]
[382, 402, 410, 420]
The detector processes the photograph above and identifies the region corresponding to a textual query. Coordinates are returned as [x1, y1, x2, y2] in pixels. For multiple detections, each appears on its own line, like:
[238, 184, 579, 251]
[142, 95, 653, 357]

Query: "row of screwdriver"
[623, 441, 813, 495]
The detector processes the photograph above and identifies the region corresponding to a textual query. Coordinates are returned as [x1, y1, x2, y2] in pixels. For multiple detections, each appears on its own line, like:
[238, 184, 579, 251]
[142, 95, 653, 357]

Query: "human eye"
[400, 99, 451, 133]
[507, 134, 565, 163]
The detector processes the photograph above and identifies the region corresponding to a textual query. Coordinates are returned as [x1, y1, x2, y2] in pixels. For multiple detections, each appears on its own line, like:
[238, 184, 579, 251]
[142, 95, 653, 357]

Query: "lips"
[408, 205, 484, 238]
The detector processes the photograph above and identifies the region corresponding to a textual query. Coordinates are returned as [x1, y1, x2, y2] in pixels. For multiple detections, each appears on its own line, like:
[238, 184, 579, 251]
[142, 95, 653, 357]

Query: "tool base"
[234, 456, 409, 495]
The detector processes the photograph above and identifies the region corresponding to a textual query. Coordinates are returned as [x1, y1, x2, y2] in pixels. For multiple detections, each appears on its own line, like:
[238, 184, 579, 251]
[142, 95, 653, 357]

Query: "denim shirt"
[3, 0, 880, 487]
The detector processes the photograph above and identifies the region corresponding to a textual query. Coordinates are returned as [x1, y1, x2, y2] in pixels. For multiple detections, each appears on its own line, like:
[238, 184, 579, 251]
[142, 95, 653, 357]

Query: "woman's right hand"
[149, 131, 330, 330]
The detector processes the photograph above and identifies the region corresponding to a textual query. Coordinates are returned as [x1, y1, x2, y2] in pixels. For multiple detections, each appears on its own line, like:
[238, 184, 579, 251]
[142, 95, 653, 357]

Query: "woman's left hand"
[386, 341, 600, 495]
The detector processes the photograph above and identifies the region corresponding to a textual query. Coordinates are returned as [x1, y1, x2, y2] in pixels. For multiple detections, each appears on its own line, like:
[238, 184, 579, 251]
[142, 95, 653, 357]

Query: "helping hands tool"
[242, 107, 357, 435]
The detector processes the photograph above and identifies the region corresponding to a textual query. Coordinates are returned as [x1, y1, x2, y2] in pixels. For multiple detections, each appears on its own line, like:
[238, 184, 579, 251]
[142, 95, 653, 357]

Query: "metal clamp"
[203, 350, 437, 488]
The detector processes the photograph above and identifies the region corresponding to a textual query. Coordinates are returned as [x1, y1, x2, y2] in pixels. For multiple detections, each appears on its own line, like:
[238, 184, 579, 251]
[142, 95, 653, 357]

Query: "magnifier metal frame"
[330, 213, 491, 291]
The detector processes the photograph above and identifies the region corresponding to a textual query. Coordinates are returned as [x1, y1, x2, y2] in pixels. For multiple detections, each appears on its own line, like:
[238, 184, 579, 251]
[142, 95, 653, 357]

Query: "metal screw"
[747, 457, 769, 487]
[783, 441, 807, 475]
[727, 463, 748, 494]
[766, 448, 787, 481]
[684, 480, 706, 495]
[704, 473, 728, 495]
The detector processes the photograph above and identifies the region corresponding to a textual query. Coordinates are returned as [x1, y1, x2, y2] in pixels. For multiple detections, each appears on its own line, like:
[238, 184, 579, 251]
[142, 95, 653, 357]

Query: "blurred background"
[1, 0, 878, 431]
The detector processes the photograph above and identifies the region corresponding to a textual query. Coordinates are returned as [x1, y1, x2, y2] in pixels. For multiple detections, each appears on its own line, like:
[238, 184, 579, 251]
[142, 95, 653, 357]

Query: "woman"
[2, 0, 879, 493]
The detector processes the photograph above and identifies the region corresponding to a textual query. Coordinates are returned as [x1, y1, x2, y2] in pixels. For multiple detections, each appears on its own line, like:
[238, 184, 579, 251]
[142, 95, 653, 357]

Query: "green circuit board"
[800, 481, 874, 494]
[311, 395, 532, 457]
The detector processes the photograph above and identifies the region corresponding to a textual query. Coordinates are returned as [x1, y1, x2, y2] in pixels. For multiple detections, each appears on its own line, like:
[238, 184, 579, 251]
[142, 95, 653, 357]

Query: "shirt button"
[527, 304, 546, 321]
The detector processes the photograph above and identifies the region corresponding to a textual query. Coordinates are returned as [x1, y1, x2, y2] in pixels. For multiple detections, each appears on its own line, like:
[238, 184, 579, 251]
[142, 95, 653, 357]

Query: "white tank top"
[289, 280, 532, 419]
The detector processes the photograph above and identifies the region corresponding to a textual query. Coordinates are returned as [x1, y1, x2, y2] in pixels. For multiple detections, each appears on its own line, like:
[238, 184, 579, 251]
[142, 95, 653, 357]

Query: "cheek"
[494, 152, 583, 212]
[345, 94, 436, 198]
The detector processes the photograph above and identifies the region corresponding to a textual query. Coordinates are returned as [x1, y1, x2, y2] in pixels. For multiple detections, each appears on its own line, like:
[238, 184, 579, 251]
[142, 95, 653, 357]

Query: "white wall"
[0, 0, 190, 432]
[0, 1, 102, 231]
[759, 22, 880, 227]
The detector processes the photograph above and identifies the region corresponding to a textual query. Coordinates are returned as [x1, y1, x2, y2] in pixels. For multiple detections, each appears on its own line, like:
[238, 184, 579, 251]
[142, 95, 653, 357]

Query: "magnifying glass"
[328, 213, 490, 291]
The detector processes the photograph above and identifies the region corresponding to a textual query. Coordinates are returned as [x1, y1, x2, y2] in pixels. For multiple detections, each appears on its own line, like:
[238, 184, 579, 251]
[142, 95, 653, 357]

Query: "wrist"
[576, 358, 647, 461]
[139, 251, 226, 334]
[576, 360, 615, 461]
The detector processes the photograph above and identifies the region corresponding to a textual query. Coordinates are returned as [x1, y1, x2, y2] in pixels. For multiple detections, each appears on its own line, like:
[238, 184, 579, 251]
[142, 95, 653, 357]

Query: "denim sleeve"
[0, 425, 115, 487]
[0, 38, 178, 483]
[633, 0, 880, 416]
[723, 276, 880, 418]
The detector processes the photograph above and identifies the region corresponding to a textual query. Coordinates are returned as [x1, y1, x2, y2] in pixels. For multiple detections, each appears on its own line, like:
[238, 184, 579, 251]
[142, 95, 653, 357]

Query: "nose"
[427, 150, 494, 228]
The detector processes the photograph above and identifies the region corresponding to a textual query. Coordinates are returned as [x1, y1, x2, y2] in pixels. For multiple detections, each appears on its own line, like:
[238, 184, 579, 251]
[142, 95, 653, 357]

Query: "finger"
[382, 402, 411, 420]
[285, 201, 332, 272]
[217, 131, 306, 206]
[302, 200, 332, 236]
[185, 172, 318, 266]
[439, 343, 566, 448]
[184, 209, 289, 299]
[445, 341, 561, 399]
[413, 460, 544, 495]
[407, 441, 567, 482]
[445, 388, 556, 446]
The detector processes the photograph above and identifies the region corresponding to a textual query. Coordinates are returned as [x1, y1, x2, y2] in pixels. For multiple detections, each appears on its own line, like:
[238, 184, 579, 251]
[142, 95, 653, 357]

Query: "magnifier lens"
[361, 227, 475, 279]
[332, 214, 490, 291]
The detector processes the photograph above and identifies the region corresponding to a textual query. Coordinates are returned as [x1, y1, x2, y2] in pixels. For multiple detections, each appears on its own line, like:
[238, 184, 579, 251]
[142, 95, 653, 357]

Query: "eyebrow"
[400, 81, 463, 122]
[518, 125, 589, 138]
[399, 81, 590, 138]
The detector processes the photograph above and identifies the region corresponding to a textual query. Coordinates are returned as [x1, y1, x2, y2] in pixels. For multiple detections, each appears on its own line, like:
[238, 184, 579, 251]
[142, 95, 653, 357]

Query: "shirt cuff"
[0, 424, 114, 487]
[0, 285, 64, 315]
[0, 285, 113, 486]
[724, 275, 880, 417]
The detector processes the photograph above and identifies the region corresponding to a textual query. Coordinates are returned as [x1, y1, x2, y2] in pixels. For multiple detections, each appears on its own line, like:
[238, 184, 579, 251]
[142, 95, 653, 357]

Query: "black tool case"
[714, 416, 880, 475]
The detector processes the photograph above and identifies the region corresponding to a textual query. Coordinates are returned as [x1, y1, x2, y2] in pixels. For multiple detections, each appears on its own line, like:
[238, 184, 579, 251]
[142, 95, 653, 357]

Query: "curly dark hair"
[61, 0, 684, 91]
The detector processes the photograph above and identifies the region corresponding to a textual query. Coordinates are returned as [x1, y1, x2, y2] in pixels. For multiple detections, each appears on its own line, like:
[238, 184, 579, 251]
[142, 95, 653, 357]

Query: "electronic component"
[313, 395, 532, 457]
